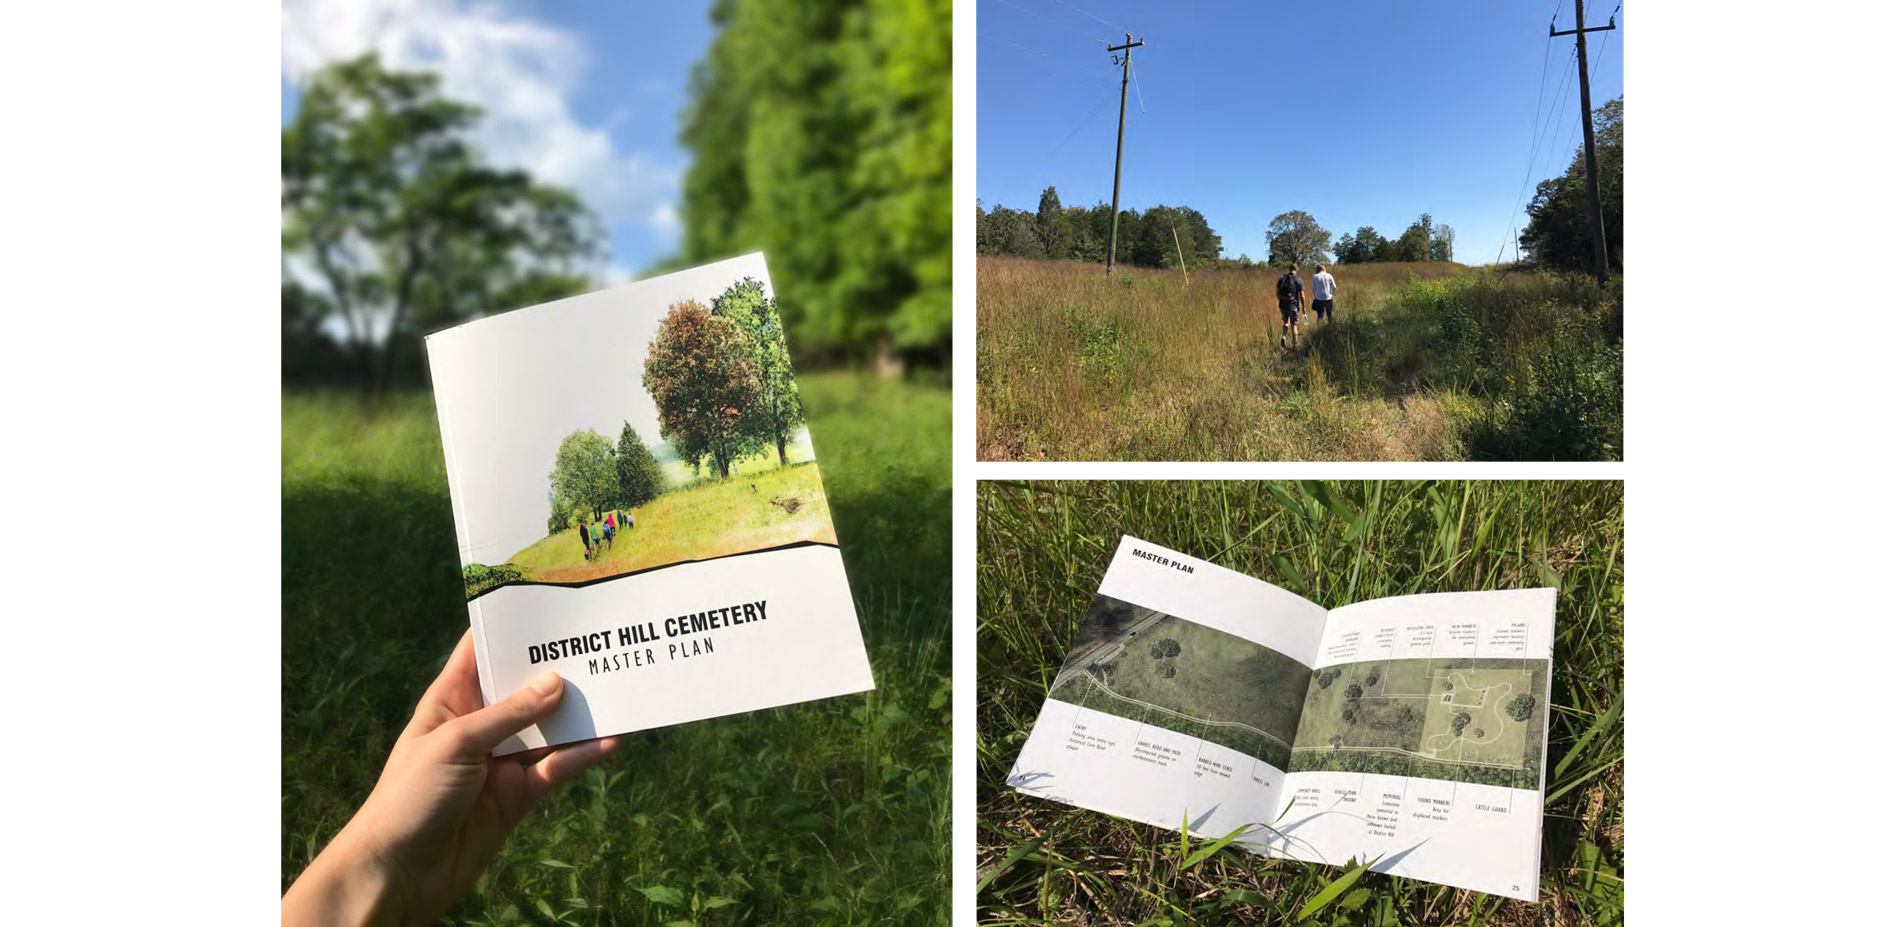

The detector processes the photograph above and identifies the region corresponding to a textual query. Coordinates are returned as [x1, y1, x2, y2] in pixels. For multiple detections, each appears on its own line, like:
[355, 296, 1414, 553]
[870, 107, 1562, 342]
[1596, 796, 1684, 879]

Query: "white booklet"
[1008, 535, 1555, 901]
[425, 253, 874, 755]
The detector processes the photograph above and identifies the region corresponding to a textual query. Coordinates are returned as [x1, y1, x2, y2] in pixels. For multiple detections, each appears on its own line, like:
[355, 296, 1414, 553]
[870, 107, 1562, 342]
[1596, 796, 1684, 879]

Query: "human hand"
[284, 630, 621, 926]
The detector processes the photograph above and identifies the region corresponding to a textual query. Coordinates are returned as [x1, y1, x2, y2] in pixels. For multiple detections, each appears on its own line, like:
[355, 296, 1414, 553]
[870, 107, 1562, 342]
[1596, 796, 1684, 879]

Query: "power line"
[987, 0, 1109, 46]
[995, 83, 1121, 199]
[978, 30, 1113, 86]
[1043, 0, 1121, 33]
[1496, 30, 1562, 263]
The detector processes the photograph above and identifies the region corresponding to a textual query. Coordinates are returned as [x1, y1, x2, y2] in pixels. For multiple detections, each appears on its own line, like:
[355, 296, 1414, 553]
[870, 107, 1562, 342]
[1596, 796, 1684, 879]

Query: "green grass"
[976, 257, 1621, 461]
[284, 372, 950, 925]
[978, 480, 1624, 926]
[504, 461, 835, 587]
[653, 426, 816, 488]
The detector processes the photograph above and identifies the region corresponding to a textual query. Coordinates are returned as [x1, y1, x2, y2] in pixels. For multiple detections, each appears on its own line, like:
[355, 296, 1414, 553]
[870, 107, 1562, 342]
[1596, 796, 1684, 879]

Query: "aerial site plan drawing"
[1006, 535, 1557, 901]
[1291, 656, 1549, 790]
[1048, 595, 1310, 769]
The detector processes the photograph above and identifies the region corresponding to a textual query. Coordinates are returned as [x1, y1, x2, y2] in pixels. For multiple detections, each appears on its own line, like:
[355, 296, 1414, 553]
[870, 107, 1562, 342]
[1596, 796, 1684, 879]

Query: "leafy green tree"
[1396, 214, 1433, 262]
[1451, 711, 1472, 735]
[712, 278, 805, 465]
[1344, 683, 1363, 701]
[1506, 693, 1538, 722]
[281, 54, 598, 390]
[679, 0, 952, 370]
[643, 300, 763, 479]
[1267, 210, 1333, 266]
[549, 429, 617, 521]
[615, 421, 665, 507]
[1520, 96, 1623, 272]
[1036, 186, 1074, 259]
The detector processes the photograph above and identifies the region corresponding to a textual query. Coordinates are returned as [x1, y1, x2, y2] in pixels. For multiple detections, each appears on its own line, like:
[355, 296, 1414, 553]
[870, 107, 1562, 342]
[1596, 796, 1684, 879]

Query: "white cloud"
[281, 0, 682, 253]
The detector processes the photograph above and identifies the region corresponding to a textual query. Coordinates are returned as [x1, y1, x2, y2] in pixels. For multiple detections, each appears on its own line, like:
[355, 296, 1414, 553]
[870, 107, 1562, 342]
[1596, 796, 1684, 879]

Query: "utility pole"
[1105, 32, 1143, 276]
[1552, 0, 1615, 286]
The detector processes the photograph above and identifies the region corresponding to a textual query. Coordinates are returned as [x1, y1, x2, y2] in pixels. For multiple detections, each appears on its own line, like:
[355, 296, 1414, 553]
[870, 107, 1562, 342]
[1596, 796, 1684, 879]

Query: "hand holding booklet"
[1008, 535, 1555, 900]
[424, 254, 874, 756]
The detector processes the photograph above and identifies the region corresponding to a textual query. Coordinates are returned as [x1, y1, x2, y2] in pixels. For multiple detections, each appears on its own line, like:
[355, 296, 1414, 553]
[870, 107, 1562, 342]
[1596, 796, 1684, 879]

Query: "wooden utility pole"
[1552, 0, 1616, 285]
[1105, 33, 1144, 276]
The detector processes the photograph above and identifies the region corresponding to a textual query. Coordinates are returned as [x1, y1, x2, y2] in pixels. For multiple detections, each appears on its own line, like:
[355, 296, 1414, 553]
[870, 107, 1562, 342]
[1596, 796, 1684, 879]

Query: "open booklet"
[1008, 535, 1555, 901]
[425, 253, 874, 756]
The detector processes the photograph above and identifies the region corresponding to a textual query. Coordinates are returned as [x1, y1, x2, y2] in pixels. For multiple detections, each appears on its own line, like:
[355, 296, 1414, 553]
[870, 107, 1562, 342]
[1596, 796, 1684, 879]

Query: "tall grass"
[977, 480, 1624, 926]
[283, 373, 951, 925]
[976, 257, 1621, 461]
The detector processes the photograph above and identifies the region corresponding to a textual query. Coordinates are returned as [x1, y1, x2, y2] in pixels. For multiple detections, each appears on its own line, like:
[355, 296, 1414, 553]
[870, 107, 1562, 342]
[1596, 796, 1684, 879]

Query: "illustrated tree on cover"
[615, 421, 665, 507]
[644, 300, 763, 479]
[549, 429, 617, 521]
[711, 278, 805, 465]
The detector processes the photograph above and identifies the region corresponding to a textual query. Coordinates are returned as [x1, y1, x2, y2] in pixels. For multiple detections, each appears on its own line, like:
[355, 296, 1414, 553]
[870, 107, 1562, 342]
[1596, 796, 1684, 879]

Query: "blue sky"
[978, 0, 1626, 264]
[281, 0, 716, 280]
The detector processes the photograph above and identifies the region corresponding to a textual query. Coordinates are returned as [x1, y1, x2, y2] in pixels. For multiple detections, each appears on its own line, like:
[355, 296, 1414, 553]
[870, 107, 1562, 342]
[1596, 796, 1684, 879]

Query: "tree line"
[977, 186, 1223, 268]
[977, 189, 1458, 269]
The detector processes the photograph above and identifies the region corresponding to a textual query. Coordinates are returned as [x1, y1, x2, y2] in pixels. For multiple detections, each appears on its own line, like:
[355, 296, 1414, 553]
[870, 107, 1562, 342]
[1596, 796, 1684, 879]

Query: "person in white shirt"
[1311, 265, 1338, 323]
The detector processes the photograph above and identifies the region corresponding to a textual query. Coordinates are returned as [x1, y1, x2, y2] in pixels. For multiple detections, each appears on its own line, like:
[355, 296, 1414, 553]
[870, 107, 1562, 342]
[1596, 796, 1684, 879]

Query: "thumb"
[444, 671, 565, 757]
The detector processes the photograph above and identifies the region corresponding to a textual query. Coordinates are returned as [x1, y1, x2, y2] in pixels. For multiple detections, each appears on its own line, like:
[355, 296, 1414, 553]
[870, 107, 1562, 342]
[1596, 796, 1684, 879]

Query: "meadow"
[978, 480, 1623, 925]
[283, 372, 951, 925]
[503, 461, 837, 586]
[976, 257, 1622, 461]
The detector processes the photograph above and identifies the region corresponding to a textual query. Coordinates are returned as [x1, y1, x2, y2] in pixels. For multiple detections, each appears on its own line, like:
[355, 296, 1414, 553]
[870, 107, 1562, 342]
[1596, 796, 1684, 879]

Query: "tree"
[1334, 225, 1386, 264]
[1158, 638, 1182, 658]
[1505, 693, 1538, 722]
[615, 422, 665, 507]
[549, 429, 617, 522]
[1430, 223, 1456, 263]
[643, 300, 763, 479]
[1520, 96, 1623, 273]
[679, 0, 952, 371]
[712, 278, 805, 465]
[1365, 669, 1381, 687]
[281, 55, 598, 390]
[1395, 213, 1433, 262]
[1451, 712, 1472, 735]
[1344, 683, 1363, 701]
[1036, 186, 1074, 259]
[1267, 210, 1332, 266]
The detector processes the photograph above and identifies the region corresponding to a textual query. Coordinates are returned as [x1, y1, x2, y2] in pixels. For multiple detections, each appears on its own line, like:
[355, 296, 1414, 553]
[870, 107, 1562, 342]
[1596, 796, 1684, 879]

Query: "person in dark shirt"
[577, 518, 592, 561]
[1275, 264, 1306, 348]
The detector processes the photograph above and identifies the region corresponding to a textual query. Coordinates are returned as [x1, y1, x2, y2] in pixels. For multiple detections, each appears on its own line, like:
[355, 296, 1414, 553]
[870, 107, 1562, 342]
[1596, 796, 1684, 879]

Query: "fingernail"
[530, 671, 562, 699]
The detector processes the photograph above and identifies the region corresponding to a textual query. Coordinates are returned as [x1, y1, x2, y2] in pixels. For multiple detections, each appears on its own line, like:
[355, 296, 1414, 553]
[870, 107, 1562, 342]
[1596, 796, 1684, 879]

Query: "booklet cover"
[425, 253, 875, 755]
[1007, 535, 1555, 901]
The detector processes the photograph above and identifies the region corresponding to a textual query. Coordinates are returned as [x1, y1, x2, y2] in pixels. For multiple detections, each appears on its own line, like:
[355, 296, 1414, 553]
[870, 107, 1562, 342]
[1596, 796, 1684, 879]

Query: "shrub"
[1506, 693, 1538, 722]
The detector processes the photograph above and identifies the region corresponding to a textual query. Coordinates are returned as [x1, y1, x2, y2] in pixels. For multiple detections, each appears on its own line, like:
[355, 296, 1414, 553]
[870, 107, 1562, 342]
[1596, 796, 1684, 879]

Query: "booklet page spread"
[426, 253, 875, 755]
[1007, 534, 1555, 901]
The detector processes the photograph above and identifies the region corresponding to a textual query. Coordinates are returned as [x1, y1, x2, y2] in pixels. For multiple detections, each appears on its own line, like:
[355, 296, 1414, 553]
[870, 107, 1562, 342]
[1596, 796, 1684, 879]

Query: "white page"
[1007, 535, 1328, 845]
[425, 254, 875, 754]
[1259, 589, 1557, 901]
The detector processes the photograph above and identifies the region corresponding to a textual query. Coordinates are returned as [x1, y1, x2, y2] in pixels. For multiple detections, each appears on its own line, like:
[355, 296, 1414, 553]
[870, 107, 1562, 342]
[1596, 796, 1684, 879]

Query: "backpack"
[1276, 272, 1300, 302]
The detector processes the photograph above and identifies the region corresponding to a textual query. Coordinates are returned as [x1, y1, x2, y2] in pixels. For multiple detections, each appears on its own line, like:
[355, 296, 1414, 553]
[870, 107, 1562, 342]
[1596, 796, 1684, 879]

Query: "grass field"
[1290, 657, 1550, 791]
[284, 372, 950, 925]
[651, 426, 816, 488]
[1044, 598, 1309, 769]
[976, 257, 1621, 461]
[978, 480, 1623, 925]
[502, 460, 836, 586]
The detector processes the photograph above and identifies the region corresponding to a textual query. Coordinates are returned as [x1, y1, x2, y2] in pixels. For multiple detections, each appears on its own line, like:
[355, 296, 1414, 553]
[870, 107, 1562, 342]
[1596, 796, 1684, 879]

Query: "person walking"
[1312, 264, 1338, 323]
[603, 512, 616, 553]
[1275, 263, 1306, 349]
[576, 516, 592, 562]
